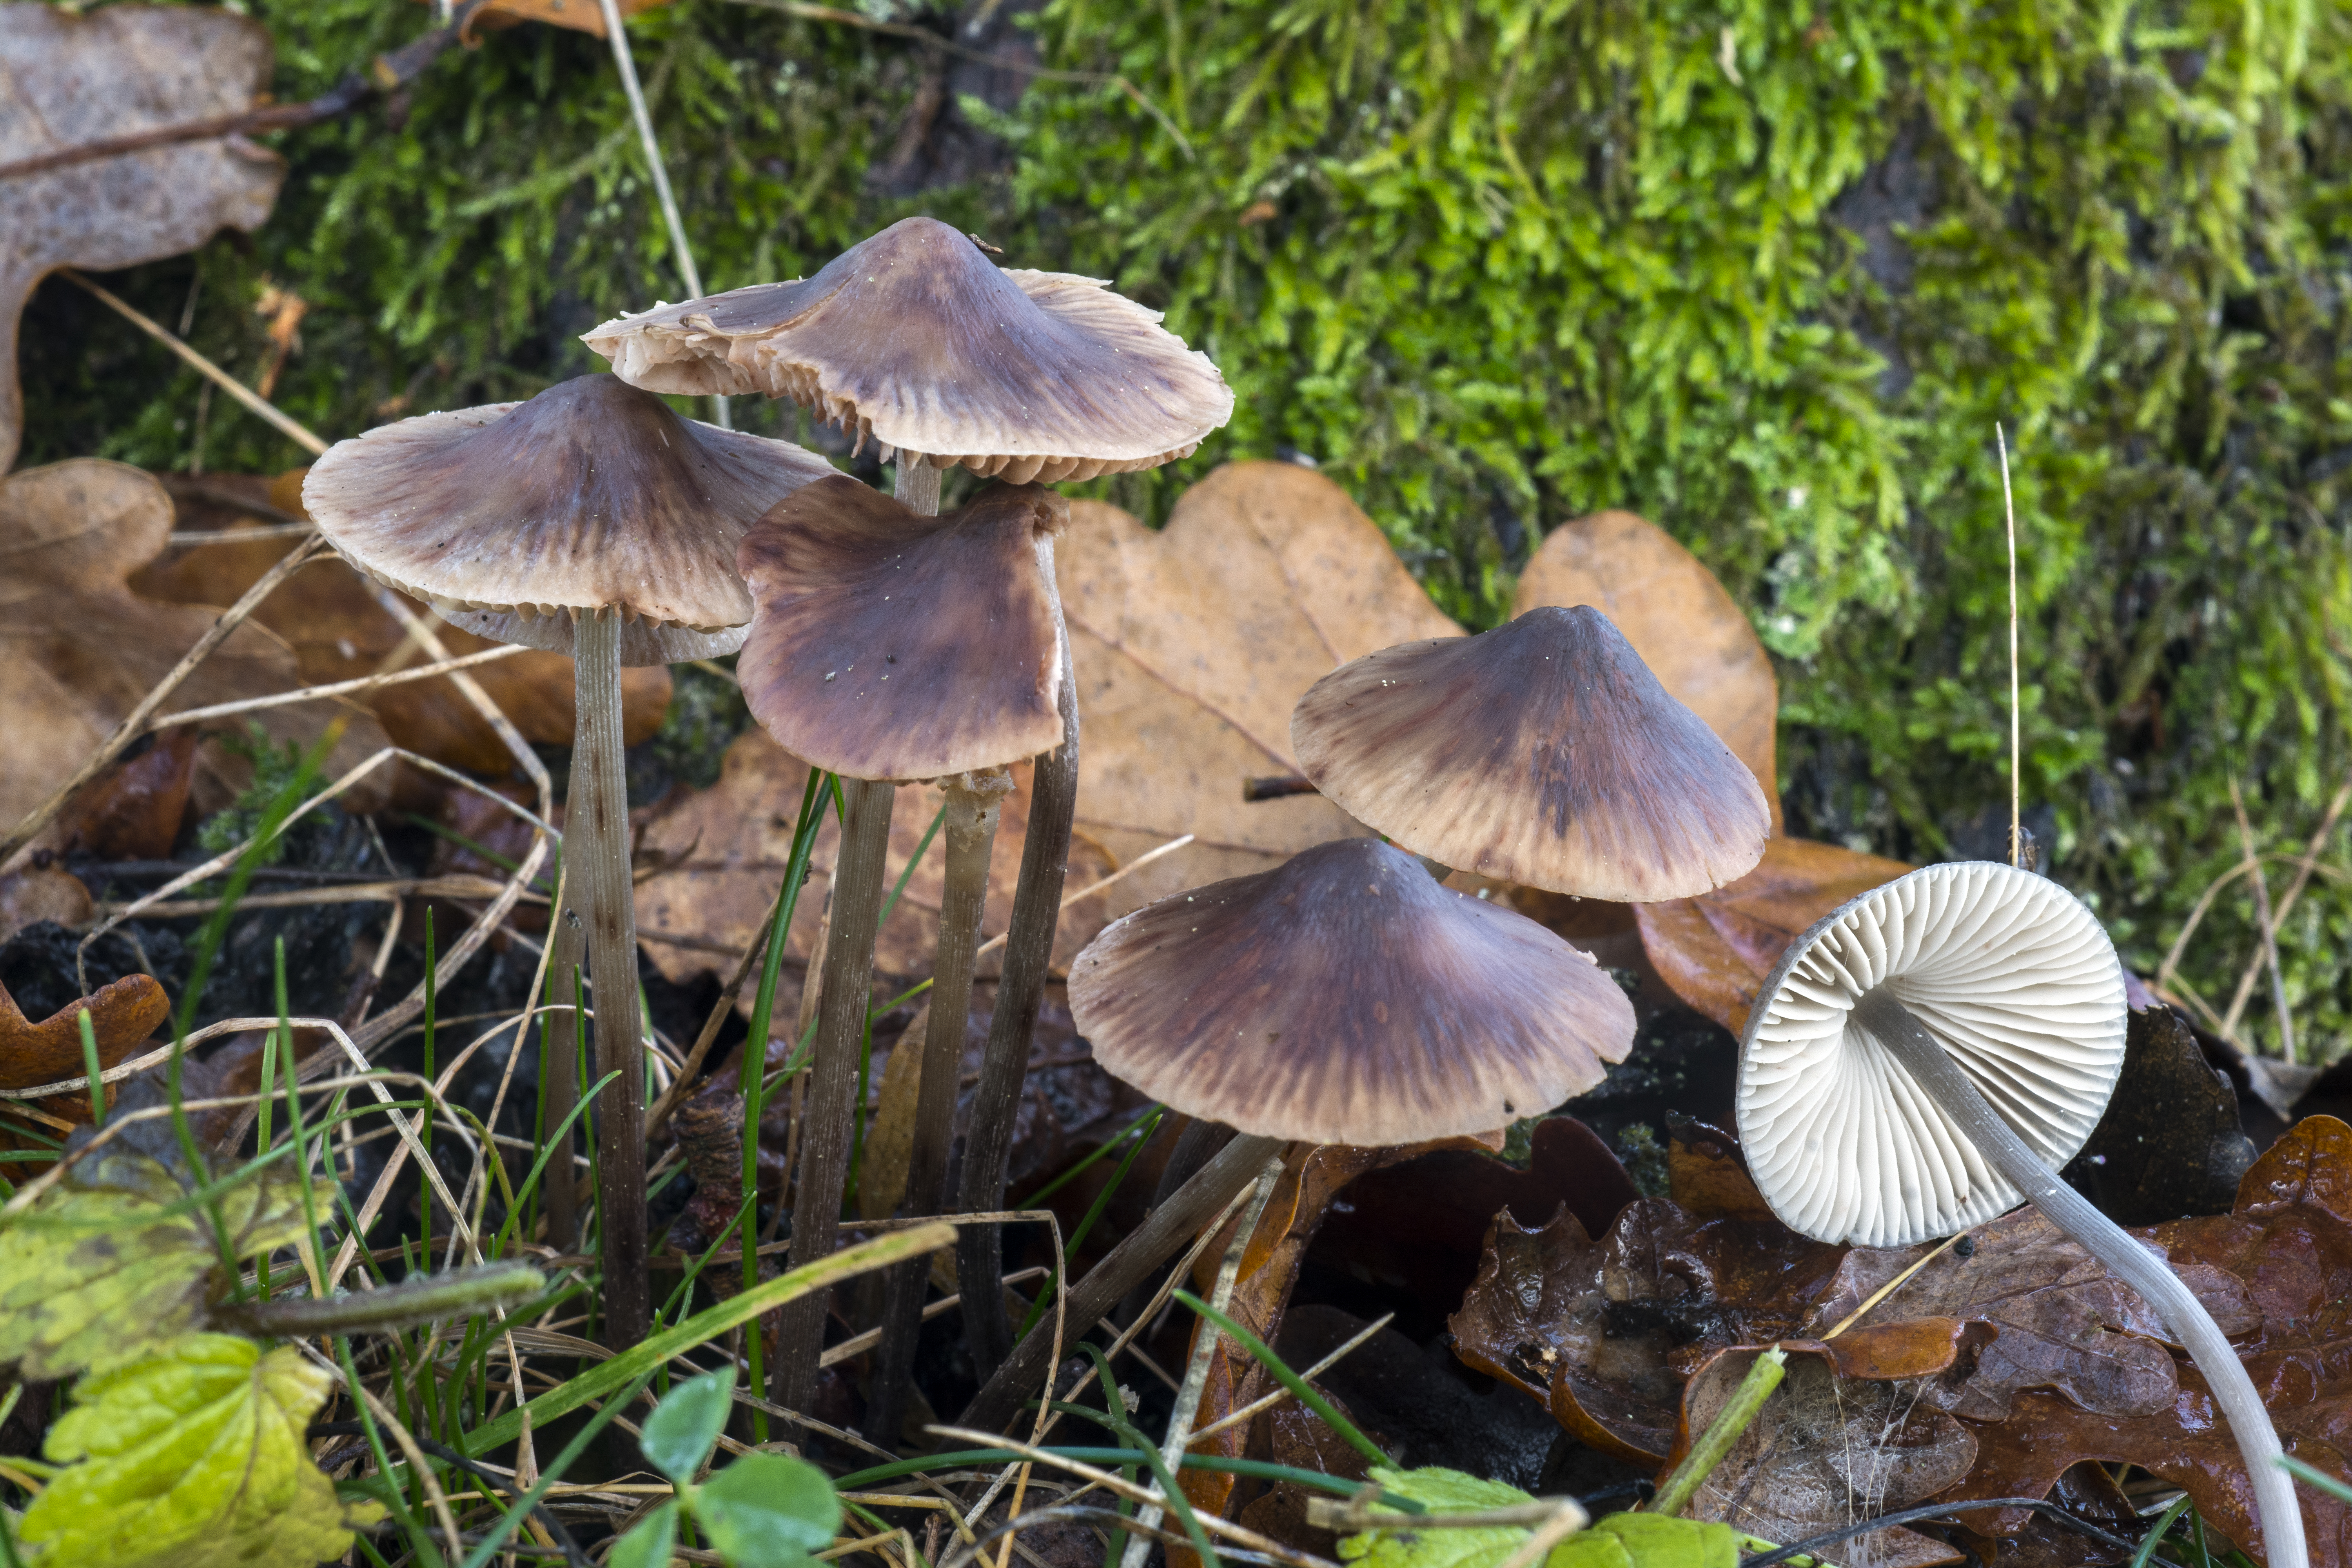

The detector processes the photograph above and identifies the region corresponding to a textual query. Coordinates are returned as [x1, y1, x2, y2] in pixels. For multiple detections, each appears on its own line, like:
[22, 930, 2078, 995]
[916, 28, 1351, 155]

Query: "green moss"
[21, 0, 2352, 1061]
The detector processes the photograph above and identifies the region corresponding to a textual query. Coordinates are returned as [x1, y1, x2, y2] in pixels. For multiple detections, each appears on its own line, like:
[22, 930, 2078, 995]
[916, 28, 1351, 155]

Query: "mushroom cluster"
[960, 603, 1780, 1432]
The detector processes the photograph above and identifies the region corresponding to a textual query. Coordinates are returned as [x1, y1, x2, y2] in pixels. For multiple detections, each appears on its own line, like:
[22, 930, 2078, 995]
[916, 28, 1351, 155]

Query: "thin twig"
[1996, 421, 2021, 869]
[2220, 766, 2352, 1037]
[149, 644, 528, 729]
[2228, 775, 2298, 1064]
[60, 272, 328, 456]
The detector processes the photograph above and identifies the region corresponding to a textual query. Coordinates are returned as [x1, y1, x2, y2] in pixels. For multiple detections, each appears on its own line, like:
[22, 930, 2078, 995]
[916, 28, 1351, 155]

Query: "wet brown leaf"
[2067, 999, 2256, 1225]
[1058, 461, 1459, 920]
[50, 728, 200, 862]
[1309, 1116, 1642, 1321]
[134, 480, 671, 777]
[1673, 1345, 1978, 1568]
[0, 5, 286, 470]
[1633, 836, 1912, 1033]
[633, 728, 1114, 993]
[0, 462, 389, 834]
[1512, 510, 1780, 831]
[0, 971, 166, 1164]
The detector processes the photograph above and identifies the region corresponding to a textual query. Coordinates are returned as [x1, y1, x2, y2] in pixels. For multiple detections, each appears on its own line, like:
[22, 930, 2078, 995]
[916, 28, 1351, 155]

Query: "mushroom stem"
[571, 606, 650, 1347]
[958, 1131, 1287, 1439]
[865, 768, 1012, 1446]
[541, 863, 584, 1252]
[771, 773, 897, 1412]
[956, 586, 1081, 1377]
[1853, 989, 2306, 1568]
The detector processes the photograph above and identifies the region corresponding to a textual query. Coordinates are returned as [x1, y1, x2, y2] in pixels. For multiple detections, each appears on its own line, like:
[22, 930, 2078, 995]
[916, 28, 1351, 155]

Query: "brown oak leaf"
[1, 5, 285, 470]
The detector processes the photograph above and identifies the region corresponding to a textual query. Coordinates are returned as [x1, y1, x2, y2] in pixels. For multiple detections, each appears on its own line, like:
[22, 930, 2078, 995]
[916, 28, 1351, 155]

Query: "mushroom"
[731, 473, 1067, 1435]
[587, 215, 1234, 1396]
[957, 835, 1638, 1434]
[1738, 860, 2305, 1568]
[1290, 605, 1771, 901]
[303, 373, 833, 1346]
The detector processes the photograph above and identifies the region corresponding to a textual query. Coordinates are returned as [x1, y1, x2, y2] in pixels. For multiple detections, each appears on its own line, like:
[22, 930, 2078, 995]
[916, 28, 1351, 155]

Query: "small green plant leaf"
[607, 1498, 681, 1568]
[639, 1367, 736, 1484]
[0, 1157, 311, 1381]
[17, 1332, 383, 1568]
[696, 1451, 840, 1568]
[1339, 1470, 1736, 1568]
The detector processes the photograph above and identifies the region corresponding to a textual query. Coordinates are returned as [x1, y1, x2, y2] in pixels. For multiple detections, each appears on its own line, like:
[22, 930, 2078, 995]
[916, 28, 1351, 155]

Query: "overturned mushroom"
[959, 835, 1636, 1434]
[305, 373, 832, 1346]
[1738, 861, 2307, 1568]
[1291, 605, 1770, 902]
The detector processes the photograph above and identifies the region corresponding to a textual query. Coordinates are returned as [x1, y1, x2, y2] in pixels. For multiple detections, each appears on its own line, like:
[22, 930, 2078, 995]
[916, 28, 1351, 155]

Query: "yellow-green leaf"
[1339, 1469, 1736, 1568]
[18, 1332, 381, 1568]
[0, 1155, 311, 1381]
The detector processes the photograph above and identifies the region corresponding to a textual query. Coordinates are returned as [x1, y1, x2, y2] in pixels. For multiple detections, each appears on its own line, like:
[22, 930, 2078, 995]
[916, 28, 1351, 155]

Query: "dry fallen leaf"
[1059, 461, 1460, 919]
[633, 727, 1114, 994]
[1512, 510, 1781, 829]
[0, 4, 286, 471]
[0, 865, 91, 946]
[458, 0, 669, 42]
[1633, 835, 1913, 1032]
[1673, 1343, 1979, 1568]
[0, 461, 389, 836]
[135, 474, 671, 777]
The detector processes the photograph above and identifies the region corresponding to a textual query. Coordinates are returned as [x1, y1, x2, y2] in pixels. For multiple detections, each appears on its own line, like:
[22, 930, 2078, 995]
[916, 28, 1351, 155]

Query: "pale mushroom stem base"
[959, 1131, 1287, 1439]
[957, 618, 1080, 1378]
[772, 774, 897, 1412]
[1853, 989, 2307, 1568]
[542, 866, 584, 1253]
[572, 608, 650, 1348]
[865, 771, 1010, 1445]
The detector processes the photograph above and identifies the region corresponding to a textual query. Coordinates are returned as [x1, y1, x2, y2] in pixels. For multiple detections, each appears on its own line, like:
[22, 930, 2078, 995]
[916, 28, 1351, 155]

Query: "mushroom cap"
[1735, 860, 2129, 1249]
[581, 216, 1234, 485]
[736, 475, 1069, 782]
[303, 374, 837, 665]
[1067, 837, 1637, 1147]
[1290, 604, 1771, 902]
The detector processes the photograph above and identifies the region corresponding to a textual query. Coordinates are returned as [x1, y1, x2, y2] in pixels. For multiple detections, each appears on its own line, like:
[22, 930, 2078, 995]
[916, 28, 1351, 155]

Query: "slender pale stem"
[542, 864, 584, 1253]
[1853, 989, 2307, 1568]
[960, 1131, 1286, 1439]
[772, 774, 896, 1410]
[866, 769, 1011, 1445]
[958, 546, 1080, 1377]
[572, 608, 650, 1347]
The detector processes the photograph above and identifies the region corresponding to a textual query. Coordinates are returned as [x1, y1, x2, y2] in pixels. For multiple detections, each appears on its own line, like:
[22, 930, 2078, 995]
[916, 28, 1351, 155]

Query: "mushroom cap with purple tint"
[1737, 860, 2128, 1247]
[303, 374, 837, 665]
[736, 475, 1068, 782]
[1067, 837, 1637, 1147]
[1290, 605, 1771, 902]
[581, 216, 1234, 485]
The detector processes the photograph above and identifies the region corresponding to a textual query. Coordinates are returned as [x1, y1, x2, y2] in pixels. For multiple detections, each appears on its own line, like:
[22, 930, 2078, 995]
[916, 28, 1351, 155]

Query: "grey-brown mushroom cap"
[302, 374, 838, 666]
[735, 475, 1068, 781]
[1067, 837, 1637, 1147]
[1735, 860, 2129, 1249]
[581, 216, 1234, 486]
[1290, 605, 1771, 902]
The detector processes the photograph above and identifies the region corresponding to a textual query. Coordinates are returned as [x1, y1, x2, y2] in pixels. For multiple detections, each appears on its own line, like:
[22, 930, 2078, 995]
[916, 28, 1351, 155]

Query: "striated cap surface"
[1067, 837, 1636, 1147]
[1291, 605, 1770, 902]
[1737, 860, 2129, 1248]
[736, 475, 1068, 781]
[303, 374, 836, 664]
[583, 216, 1233, 484]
